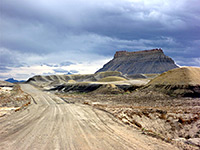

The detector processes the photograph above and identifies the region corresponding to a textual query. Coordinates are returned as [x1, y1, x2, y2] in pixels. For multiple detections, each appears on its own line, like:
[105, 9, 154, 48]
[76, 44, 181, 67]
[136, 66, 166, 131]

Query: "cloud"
[0, 48, 25, 68]
[0, 75, 11, 80]
[41, 63, 59, 67]
[0, 0, 200, 80]
[60, 61, 75, 66]
[0, 66, 11, 73]
[176, 57, 200, 67]
[70, 70, 79, 74]
[53, 68, 70, 73]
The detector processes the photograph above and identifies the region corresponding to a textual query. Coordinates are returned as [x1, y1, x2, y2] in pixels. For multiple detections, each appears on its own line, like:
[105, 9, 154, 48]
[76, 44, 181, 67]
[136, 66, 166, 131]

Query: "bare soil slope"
[144, 67, 200, 97]
[148, 67, 200, 85]
[98, 76, 127, 82]
[0, 81, 31, 117]
[0, 81, 14, 87]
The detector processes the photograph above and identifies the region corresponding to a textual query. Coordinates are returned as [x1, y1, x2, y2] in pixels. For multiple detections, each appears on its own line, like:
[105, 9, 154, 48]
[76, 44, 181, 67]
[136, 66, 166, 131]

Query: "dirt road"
[0, 84, 178, 150]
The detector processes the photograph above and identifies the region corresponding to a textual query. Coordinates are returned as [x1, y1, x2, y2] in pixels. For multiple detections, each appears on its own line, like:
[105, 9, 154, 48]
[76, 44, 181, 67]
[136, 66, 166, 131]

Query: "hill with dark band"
[144, 67, 200, 97]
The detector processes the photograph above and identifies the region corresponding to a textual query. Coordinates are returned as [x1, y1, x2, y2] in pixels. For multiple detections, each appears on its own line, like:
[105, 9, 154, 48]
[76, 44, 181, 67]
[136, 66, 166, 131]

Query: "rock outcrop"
[96, 49, 178, 75]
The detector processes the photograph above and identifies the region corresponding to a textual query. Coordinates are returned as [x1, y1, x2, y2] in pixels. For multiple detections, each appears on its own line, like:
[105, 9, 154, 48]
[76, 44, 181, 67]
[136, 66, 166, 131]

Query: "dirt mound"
[144, 74, 159, 79]
[67, 80, 76, 83]
[92, 84, 124, 94]
[126, 74, 147, 79]
[0, 84, 31, 117]
[94, 71, 123, 79]
[98, 76, 127, 82]
[0, 81, 14, 87]
[144, 67, 200, 97]
[148, 67, 200, 85]
[126, 74, 159, 79]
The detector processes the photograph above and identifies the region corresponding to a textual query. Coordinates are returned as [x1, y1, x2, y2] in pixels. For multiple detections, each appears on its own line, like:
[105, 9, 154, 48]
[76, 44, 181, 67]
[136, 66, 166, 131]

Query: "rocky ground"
[0, 84, 180, 150]
[0, 83, 31, 117]
[57, 91, 200, 150]
[1, 81, 199, 149]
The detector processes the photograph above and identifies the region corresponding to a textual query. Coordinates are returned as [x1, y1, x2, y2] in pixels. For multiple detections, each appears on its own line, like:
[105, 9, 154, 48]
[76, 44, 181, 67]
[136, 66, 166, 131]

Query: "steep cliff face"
[96, 49, 178, 74]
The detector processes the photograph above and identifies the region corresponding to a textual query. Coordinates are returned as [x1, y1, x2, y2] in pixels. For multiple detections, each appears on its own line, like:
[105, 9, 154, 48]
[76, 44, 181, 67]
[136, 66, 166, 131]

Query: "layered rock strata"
[97, 49, 178, 75]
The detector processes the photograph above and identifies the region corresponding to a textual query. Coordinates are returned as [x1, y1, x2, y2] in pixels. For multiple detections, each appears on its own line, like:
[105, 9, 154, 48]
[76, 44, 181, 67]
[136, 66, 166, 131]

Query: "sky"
[0, 0, 200, 80]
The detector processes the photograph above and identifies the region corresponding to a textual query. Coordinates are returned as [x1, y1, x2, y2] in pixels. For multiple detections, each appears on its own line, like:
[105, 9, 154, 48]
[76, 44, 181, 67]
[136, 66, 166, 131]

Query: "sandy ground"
[57, 92, 200, 150]
[0, 84, 178, 150]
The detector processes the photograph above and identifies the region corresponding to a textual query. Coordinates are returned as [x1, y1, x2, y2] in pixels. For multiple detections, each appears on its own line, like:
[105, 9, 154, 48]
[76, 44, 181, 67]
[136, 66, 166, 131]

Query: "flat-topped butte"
[97, 49, 178, 75]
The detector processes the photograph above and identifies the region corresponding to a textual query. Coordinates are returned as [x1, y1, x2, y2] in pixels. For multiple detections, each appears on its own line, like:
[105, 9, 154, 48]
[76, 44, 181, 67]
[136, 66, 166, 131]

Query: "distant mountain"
[5, 78, 25, 83]
[96, 49, 178, 75]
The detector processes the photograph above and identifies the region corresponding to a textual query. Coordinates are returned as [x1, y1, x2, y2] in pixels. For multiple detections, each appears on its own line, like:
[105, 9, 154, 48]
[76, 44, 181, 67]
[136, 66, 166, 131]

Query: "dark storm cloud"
[0, 0, 200, 75]
[0, 48, 25, 68]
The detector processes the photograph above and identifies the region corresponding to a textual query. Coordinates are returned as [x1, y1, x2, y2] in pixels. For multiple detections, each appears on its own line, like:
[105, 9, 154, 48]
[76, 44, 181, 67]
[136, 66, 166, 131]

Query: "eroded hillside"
[0, 81, 31, 117]
[143, 67, 200, 97]
[96, 49, 178, 74]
